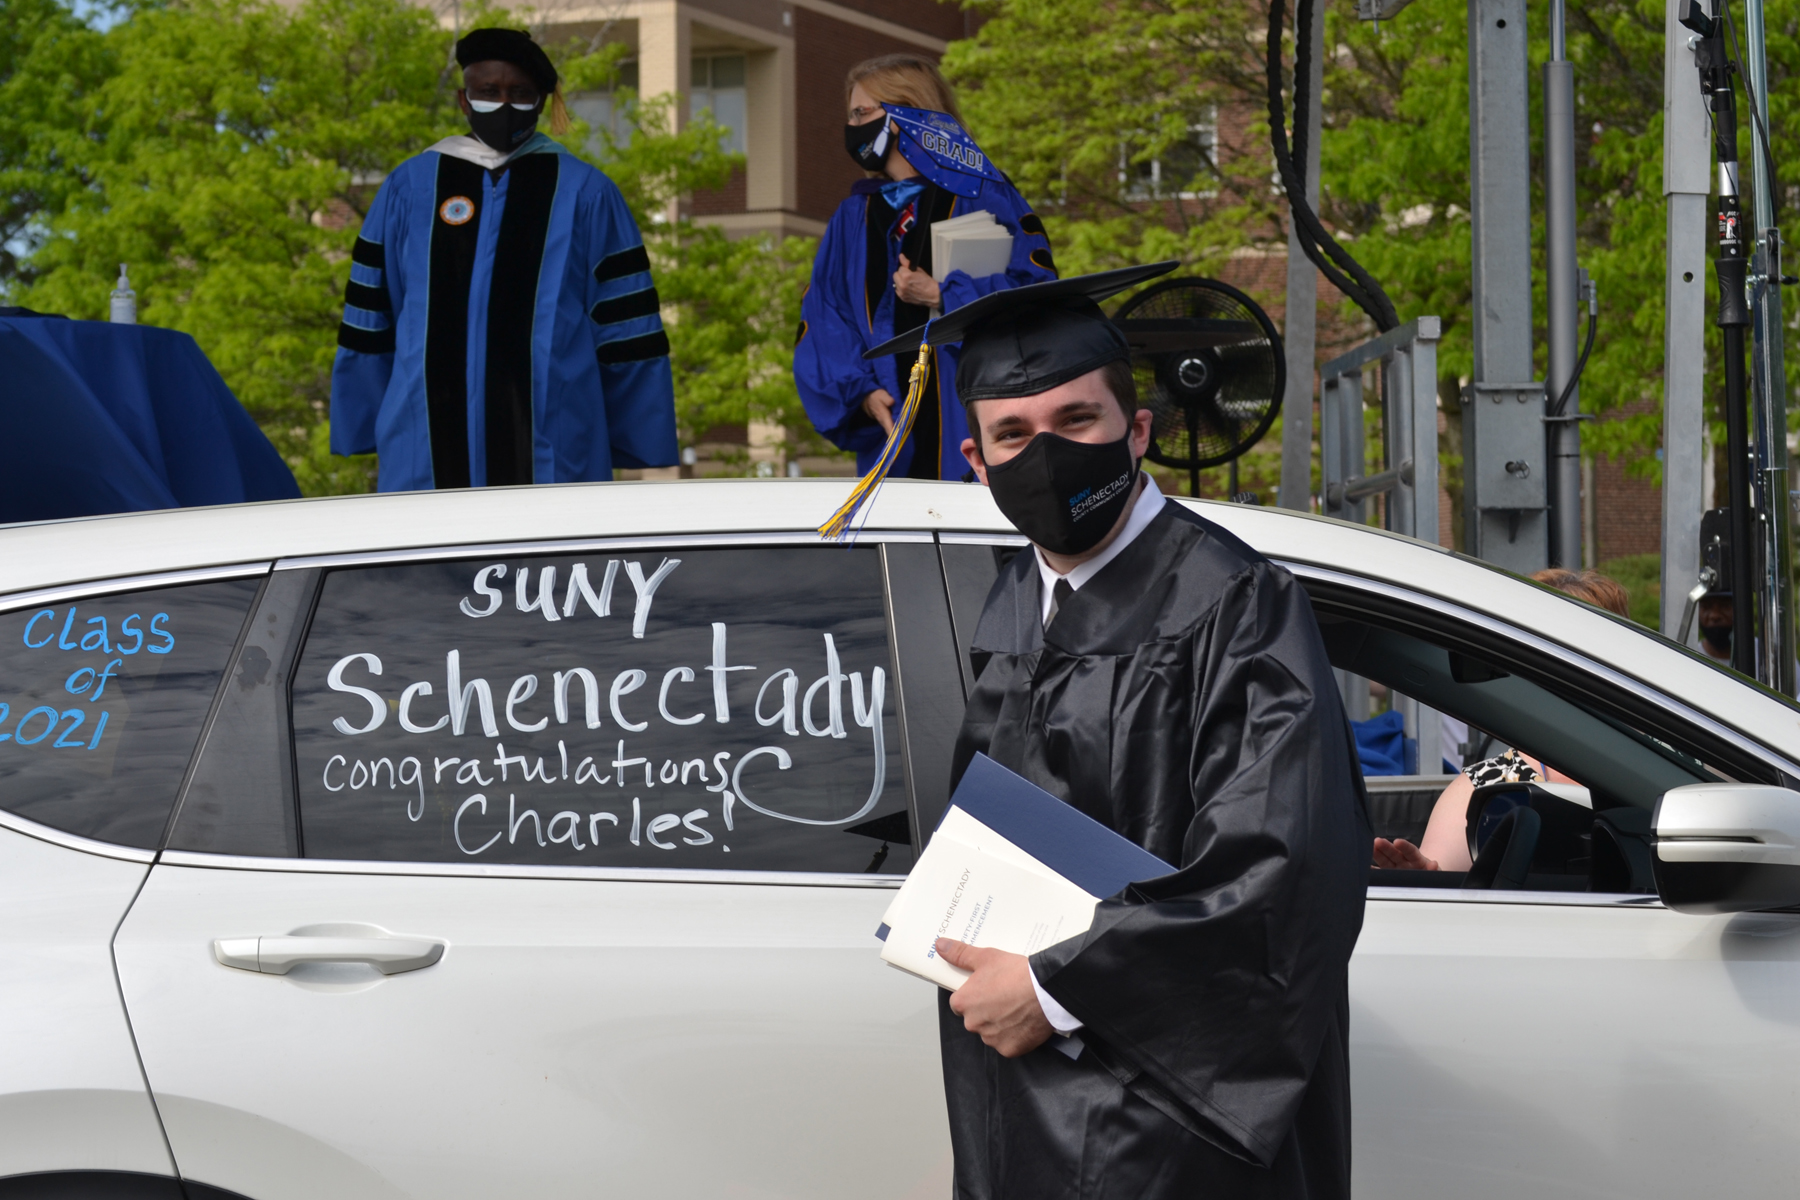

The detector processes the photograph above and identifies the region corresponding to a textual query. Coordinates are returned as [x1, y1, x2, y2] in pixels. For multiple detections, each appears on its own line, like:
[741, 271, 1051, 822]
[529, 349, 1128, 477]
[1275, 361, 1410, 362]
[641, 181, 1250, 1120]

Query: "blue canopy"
[0, 315, 300, 524]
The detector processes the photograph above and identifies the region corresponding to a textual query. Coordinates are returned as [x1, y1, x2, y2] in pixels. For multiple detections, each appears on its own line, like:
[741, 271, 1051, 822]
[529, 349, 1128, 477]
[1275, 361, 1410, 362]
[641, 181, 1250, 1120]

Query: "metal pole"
[1467, 0, 1546, 572]
[1544, 0, 1583, 567]
[1742, 0, 1794, 693]
[1662, 0, 1709, 642]
[1278, 0, 1324, 512]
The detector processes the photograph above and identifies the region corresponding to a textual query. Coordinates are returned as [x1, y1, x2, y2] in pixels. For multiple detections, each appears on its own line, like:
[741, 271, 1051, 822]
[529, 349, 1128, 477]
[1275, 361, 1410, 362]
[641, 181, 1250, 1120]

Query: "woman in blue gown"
[794, 54, 1057, 480]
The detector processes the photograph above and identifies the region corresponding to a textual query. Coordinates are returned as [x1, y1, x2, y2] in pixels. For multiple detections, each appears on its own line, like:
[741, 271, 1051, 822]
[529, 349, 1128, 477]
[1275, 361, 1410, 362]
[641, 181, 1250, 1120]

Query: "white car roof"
[2, 479, 1794, 764]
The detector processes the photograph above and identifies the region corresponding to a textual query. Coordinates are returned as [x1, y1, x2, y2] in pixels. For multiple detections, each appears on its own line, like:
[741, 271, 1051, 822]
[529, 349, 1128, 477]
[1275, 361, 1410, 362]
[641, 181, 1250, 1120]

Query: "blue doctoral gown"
[331, 134, 678, 491]
[795, 176, 1057, 479]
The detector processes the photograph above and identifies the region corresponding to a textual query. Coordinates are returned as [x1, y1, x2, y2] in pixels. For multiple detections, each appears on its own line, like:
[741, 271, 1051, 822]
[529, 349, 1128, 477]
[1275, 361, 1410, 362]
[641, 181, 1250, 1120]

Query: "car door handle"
[213, 934, 445, 975]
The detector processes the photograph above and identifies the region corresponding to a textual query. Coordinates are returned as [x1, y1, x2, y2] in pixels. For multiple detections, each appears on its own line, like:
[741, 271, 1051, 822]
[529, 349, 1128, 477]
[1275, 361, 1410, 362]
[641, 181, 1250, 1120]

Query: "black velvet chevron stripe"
[424, 155, 485, 490]
[589, 287, 660, 326]
[351, 237, 385, 269]
[595, 329, 670, 364]
[337, 322, 395, 354]
[592, 244, 650, 285]
[344, 280, 391, 312]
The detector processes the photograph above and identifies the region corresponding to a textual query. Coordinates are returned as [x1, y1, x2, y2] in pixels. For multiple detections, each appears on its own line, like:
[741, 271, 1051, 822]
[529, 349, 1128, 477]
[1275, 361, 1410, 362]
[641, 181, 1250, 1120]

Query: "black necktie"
[1047, 578, 1074, 627]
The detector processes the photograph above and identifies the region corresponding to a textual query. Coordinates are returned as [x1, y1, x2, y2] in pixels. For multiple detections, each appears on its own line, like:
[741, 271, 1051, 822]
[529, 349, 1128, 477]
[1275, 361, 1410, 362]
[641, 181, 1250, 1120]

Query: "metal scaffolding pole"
[1278, 0, 1325, 512]
[1544, 0, 1583, 567]
[1662, 0, 1709, 641]
[1742, 0, 1794, 694]
[1465, 0, 1546, 573]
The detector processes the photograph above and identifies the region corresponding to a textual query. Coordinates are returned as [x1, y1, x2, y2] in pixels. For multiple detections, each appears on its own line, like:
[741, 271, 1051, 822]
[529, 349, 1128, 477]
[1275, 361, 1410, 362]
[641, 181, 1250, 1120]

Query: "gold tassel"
[819, 339, 932, 542]
[549, 88, 571, 137]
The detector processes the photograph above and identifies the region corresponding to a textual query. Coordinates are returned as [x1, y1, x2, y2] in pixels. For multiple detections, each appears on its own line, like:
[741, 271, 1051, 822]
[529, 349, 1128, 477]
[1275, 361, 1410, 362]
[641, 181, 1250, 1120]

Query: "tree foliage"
[4, 0, 816, 494]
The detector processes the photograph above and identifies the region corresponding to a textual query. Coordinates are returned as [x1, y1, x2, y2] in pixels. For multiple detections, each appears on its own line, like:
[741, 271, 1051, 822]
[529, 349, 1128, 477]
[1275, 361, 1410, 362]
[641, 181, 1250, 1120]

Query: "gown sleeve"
[329, 175, 400, 457]
[793, 204, 888, 456]
[585, 179, 678, 470]
[1026, 561, 1370, 1167]
[936, 179, 1059, 314]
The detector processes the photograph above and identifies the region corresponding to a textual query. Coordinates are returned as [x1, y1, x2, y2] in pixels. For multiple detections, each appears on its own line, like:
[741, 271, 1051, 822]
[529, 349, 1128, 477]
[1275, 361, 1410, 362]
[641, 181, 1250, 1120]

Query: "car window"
[0, 578, 260, 848]
[290, 546, 913, 874]
[1306, 579, 1759, 894]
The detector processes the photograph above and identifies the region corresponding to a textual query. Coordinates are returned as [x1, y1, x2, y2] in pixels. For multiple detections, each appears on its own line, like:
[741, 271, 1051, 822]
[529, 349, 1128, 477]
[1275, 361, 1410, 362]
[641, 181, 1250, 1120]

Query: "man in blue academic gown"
[330, 28, 677, 491]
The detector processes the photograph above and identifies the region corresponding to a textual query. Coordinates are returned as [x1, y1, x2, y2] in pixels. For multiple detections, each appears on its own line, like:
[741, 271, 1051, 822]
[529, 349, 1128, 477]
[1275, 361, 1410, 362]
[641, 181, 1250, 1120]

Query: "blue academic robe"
[795, 176, 1057, 479]
[330, 135, 678, 491]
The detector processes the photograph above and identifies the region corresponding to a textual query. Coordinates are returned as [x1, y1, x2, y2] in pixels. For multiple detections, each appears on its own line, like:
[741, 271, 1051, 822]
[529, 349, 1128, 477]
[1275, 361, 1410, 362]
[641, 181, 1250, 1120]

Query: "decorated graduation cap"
[818, 262, 1180, 541]
[879, 106, 1007, 199]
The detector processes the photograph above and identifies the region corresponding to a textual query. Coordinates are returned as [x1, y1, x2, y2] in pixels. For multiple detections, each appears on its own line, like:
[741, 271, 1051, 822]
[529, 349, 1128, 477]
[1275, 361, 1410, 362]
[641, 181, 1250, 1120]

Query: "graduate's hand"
[894, 255, 942, 308]
[862, 388, 897, 436]
[937, 939, 1054, 1058]
[1372, 837, 1438, 871]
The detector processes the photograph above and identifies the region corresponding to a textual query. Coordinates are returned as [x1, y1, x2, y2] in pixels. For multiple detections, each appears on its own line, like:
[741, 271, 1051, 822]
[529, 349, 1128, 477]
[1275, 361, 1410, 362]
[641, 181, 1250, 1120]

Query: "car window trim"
[938, 531, 1028, 547]
[155, 848, 906, 887]
[0, 806, 157, 864]
[1284, 562, 1800, 781]
[0, 562, 273, 615]
[1367, 886, 1664, 908]
[275, 531, 936, 572]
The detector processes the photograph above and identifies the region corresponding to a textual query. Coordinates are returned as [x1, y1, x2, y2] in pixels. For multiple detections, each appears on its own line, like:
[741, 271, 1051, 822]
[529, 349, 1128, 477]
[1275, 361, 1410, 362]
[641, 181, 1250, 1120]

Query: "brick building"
[459, 0, 972, 241]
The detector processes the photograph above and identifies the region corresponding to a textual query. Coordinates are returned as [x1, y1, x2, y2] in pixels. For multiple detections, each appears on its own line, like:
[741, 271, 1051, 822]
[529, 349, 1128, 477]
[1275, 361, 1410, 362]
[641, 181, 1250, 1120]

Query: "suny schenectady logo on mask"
[986, 432, 1139, 556]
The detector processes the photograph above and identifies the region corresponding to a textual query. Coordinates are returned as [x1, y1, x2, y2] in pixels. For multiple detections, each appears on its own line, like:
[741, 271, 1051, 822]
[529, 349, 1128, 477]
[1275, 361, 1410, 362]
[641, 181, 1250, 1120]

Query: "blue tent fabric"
[1353, 709, 1409, 776]
[0, 316, 299, 523]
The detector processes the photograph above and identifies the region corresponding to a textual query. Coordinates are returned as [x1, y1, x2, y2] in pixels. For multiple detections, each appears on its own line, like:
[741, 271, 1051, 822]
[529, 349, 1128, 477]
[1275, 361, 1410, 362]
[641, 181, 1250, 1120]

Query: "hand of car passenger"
[894, 254, 942, 308]
[936, 938, 1053, 1058]
[1372, 837, 1438, 871]
[862, 388, 897, 436]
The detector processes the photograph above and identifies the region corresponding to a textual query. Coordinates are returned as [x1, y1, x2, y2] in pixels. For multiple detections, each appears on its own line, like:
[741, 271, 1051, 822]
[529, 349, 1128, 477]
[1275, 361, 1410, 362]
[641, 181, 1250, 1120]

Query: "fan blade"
[1114, 318, 1262, 351]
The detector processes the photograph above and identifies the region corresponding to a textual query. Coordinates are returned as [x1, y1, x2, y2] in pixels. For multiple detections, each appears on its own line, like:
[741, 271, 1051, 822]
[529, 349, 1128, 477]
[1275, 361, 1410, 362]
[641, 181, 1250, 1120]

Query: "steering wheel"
[1464, 807, 1541, 890]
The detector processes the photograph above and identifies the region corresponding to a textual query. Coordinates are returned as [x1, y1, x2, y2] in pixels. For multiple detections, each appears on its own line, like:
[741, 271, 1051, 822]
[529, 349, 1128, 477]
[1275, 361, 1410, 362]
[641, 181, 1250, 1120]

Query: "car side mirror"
[1653, 783, 1800, 914]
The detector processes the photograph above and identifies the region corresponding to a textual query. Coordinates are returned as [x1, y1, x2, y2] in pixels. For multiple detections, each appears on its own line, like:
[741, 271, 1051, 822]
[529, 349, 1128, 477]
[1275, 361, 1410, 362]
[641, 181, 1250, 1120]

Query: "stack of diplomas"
[876, 754, 1173, 990]
[929, 211, 1016, 284]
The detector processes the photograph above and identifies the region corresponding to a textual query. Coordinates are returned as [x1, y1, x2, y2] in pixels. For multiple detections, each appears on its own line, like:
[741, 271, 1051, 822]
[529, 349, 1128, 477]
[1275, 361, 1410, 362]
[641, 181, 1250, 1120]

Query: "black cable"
[1550, 296, 1597, 416]
[1266, 0, 1400, 331]
[1720, 0, 1781, 230]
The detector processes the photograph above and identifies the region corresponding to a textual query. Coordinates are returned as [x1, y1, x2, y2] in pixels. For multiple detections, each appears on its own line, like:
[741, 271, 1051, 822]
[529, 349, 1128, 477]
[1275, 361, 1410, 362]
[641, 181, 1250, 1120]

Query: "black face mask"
[984, 432, 1139, 556]
[467, 98, 540, 153]
[845, 115, 892, 172]
[1701, 624, 1732, 657]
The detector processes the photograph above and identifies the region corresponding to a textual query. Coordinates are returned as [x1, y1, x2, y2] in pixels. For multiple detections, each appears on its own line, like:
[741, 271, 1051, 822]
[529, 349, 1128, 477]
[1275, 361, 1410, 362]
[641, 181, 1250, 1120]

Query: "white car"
[2, 479, 1797, 1200]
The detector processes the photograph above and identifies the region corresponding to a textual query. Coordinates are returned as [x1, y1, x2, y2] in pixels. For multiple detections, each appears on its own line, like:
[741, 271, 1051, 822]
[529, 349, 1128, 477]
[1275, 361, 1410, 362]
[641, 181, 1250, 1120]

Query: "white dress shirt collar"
[1036, 473, 1168, 625]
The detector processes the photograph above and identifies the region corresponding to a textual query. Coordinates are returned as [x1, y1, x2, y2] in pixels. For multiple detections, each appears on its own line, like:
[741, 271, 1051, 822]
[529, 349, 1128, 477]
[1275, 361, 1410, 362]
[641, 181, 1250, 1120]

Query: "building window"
[1121, 109, 1218, 200]
[690, 54, 747, 156]
[569, 59, 639, 152]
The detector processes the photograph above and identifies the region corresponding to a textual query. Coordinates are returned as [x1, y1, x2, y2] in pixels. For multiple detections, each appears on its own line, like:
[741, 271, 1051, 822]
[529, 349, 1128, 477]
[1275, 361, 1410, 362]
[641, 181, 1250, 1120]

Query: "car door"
[1298, 564, 1800, 1200]
[114, 535, 964, 1200]
[0, 567, 261, 1189]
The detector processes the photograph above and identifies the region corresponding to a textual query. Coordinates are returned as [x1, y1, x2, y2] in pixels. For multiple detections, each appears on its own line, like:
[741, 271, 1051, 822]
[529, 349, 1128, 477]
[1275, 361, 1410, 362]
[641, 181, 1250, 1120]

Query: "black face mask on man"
[984, 431, 1139, 556]
[845, 115, 893, 172]
[466, 97, 540, 153]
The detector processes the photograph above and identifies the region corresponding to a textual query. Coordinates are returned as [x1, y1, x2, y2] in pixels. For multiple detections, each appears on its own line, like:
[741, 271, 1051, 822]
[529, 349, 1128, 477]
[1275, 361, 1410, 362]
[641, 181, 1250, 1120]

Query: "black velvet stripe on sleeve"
[337, 322, 395, 354]
[595, 329, 670, 364]
[344, 279, 391, 312]
[424, 156, 485, 490]
[589, 286, 661, 326]
[483, 153, 559, 488]
[351, 237, 385, 269]
[592, 244, 650, 285]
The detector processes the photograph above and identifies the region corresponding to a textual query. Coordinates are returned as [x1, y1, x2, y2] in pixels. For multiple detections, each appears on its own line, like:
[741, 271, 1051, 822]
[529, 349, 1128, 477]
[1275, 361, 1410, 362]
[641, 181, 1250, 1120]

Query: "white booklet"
[878, 807, 1099, 991]
[930, 210, 1015, 285]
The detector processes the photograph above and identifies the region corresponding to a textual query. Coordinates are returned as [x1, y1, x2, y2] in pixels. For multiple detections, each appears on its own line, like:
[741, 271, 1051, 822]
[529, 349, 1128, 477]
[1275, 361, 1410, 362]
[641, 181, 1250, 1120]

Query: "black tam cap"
[862, 262, 1178, 402]
[456, 28, 558, 94]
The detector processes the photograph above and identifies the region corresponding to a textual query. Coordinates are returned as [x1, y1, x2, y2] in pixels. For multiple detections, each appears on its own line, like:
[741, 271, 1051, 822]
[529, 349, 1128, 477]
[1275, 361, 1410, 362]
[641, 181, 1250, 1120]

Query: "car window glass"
[1310, 593, 1736, 895]
[0, 578, 260, 848]
[290, 547, 913, 874]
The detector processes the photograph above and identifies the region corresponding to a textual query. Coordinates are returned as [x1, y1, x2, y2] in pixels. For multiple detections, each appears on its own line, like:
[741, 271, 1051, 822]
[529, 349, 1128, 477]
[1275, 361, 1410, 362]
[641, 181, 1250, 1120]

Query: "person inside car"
[1372, 568, 1629, 872]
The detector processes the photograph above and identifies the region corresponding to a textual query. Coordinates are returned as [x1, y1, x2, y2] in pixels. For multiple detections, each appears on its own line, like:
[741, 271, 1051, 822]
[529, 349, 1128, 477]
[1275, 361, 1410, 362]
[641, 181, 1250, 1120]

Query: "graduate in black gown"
[863, 266, 1370, 1199]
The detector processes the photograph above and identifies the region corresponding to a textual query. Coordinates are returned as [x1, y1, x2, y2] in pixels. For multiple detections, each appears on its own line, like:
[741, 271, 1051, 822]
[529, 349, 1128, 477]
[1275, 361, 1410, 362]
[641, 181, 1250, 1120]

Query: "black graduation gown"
[944, 500, 1371, 1200]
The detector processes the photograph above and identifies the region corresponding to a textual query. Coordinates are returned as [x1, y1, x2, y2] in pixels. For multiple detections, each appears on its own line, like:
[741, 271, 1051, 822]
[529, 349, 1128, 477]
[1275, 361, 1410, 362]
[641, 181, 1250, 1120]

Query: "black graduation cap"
[861, 261, 1179, 402]
[456, 28, 559, 94]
